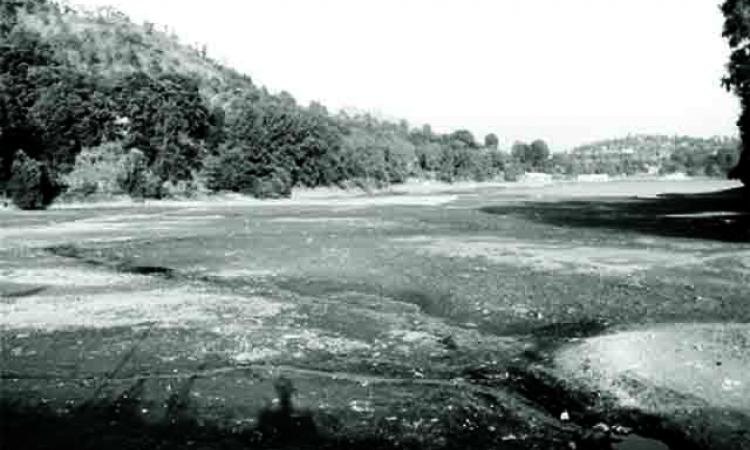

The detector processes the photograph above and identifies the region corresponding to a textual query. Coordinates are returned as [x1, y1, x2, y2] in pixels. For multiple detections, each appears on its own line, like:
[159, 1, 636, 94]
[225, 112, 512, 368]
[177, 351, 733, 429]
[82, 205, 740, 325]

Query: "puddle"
[614, 434, 670, 450]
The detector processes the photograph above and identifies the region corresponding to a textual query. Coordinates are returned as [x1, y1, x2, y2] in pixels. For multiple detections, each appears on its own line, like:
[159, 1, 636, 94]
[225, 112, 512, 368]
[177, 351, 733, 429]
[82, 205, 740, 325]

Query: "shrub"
[204, 146, 251, 193]
[7, 150, 58, 210]
[160, 171, 207, 198]
[62, 142, 126, 197]
[204, 146, 293, 198]
[116, 148, 164, 199]
[503, 163, 524, 182]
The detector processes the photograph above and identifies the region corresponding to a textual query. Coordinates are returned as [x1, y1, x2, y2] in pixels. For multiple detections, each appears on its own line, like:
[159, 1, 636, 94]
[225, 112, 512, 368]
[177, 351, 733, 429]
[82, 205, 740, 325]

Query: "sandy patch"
[166, 214, 226, 221]
[270, 217, 398, 227]
[632, 237, 724, 252]
[0, 217, 145, 248]
[280, 329, 371, 353]
[234, 348, 283, 363]
[662, 211, 745, 219]
[394, 236, 705, 275]
[555, 323, 750, 413]
[228, 329, 371, 364]
[387, 329, 438, 345]
[291, 194, 458, 208]
[0, 287, 288, 331]
[0, 267, 140, 288]
[50, 191, 458, 210]
[0, 212, 223, 248]
[210, 268, 278, 278]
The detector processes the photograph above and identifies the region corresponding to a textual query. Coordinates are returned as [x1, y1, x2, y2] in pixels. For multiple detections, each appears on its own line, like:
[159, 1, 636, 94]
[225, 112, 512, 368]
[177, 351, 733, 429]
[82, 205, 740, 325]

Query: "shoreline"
[0, 177, 741, 212]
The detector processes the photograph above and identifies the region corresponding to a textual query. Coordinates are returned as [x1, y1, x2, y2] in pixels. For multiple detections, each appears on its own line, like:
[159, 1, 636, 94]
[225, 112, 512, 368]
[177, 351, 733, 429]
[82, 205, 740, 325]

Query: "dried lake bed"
[1, 179, 749, 449]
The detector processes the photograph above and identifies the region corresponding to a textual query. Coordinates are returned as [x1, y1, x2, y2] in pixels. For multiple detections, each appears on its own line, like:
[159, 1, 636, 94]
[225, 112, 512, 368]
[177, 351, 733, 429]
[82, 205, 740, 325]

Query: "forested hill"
[566, 135, 740, 177]
[0, 0, 520, 209]
[0, 0, 744, 210]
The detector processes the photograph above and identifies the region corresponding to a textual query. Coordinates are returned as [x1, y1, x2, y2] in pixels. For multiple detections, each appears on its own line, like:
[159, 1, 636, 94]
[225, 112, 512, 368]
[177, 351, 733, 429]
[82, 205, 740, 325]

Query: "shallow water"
[614, 434, 670, 450]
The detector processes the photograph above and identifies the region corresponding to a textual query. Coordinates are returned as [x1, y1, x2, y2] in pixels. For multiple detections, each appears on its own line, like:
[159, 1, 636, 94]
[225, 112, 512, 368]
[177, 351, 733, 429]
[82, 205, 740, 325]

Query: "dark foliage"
[511, 140, 550, 171]
[0, 28, 56, 184]
[205, 144, 292, 198]
[484, 133, 499, 150]
[564, 136, 740, 177]
[2, 0, 740, 203]
[6, 149, 58, 209]
[116, 149, 164, 198]
[722, 0, 750, 185]
[111, 72, 210, 181]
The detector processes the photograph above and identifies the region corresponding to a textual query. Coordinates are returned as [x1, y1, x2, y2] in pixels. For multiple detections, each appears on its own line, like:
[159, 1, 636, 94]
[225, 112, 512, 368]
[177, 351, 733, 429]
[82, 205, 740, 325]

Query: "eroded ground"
[1, 179, 748, 449]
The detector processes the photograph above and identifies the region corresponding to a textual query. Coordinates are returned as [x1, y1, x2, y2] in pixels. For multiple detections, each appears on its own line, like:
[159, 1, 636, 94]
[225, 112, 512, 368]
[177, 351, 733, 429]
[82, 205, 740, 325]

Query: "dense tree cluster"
[0, 0, 741, 209]
[1, 0, 521, 208]
[722, 0, 750, 185]
[563, 135, 740, 178]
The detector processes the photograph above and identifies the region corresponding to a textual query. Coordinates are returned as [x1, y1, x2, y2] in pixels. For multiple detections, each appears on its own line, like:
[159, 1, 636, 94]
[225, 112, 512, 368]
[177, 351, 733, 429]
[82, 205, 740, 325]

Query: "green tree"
[511, 140, 550, 170]
[529, 139, 551, 168]
[111, 72, 210, 182]
[0, 29, 56, 186]
[63, 141, 126, 196]
[204, 144, 292, 198]
[511, 141, 528, 159]
[27, 68, 113, 175]
[722, 0, 750, 184]
[116, 148, 163, 198]
[484, 133, 499, 150]
[448, 129, 478, 149]
[7, 149, 58, 209]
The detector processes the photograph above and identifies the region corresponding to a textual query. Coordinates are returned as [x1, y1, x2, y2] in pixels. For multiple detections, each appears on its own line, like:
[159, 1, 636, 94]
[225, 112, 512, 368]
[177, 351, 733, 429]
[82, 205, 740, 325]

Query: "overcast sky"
[75, 0, 739, 150]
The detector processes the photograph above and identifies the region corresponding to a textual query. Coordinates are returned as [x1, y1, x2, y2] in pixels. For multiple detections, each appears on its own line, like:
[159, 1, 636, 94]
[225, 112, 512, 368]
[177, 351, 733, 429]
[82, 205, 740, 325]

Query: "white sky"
[74, 0, 740, 150]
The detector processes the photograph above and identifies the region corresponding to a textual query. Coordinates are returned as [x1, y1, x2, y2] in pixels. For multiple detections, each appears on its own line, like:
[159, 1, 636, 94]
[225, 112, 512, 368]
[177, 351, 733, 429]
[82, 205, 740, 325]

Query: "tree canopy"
[722, 0, 750, 185]
[0, 0, 740, 209]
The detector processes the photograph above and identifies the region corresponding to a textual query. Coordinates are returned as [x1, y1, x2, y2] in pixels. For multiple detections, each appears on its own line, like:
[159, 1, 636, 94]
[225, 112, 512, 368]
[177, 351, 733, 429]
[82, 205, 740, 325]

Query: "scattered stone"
[439, 335, 458, 350]
[612, 425, 632, 435]
[593, 422, 610, 433]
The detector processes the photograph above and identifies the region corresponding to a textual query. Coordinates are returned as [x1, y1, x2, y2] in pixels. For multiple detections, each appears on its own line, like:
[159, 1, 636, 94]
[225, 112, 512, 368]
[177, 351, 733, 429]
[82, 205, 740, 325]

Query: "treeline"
[723, 0, 750, 185]
[560, 135, 741, 177]
[1, 0, 534, 209]
[2, 0, 744, 210]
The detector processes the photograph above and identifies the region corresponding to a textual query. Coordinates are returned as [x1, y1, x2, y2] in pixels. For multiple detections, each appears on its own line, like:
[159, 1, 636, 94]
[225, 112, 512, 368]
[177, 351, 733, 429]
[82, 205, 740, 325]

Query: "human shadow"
[1, 376, 321, 450]
[480, 187, 750, 243]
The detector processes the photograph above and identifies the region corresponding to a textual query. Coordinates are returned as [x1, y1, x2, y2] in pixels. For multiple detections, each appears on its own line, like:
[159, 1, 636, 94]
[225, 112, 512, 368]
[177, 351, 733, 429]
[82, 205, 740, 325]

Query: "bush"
[160, 171, 207, 198]
[204, 146, 293, 198]
[116, 149, 164, 199]
[62, 142, 126, 197]
[503, 163, 524, 182]
[7, 150, 58, 210]
[204, 146, 251, 193]
[251, 168, 292, 199]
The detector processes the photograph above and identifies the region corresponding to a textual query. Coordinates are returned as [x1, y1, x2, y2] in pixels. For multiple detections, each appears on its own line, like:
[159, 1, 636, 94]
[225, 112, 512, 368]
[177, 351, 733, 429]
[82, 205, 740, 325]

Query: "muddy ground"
[1, 179, 748, 449]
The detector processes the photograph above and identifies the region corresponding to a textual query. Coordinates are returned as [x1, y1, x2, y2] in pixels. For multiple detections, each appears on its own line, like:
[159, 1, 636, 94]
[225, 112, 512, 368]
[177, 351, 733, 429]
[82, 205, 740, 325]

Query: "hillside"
[566, 135, 740, 177]
[0, 0, 743, 210]
[15, 1, 260, 99]
[2, 0, 532, 209]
